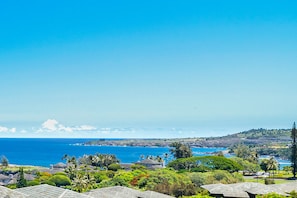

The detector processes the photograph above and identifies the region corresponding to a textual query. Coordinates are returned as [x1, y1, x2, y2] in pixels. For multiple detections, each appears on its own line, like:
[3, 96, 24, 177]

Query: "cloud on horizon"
[0, 125, 16, 133]
[38, 119, 97, 133]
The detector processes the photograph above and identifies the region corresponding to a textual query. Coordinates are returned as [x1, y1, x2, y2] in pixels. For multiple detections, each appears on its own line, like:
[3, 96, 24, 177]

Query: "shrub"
[93, 172, 109, 183]
[6, 184, 17, 189]
[54, 172, 67, 176]
[256, 193, 286, 198]
[41, 180, 56, 186]
[171, 182, 196, 197]
[131, 164, 147, 170]
[108, 163, 122, 171]
[49, 175, 71, 187]
[27, 180, 40, 186]
[190, 172, 206, 187]
[189, 171, 243, 186]
[105, 170, 115, 178]
[167, 156, 242, 172]
[264, 178, 275, 185]
[290, 190, 297, 198]
[38, 172, 52, 177]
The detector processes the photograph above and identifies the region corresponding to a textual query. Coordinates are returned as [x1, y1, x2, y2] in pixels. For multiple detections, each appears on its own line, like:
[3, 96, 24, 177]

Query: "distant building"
[0, 174, 10, 186]
[120, 163, 133, 170]
[135, 159, 163, 169]
[52, 162, 67, 169]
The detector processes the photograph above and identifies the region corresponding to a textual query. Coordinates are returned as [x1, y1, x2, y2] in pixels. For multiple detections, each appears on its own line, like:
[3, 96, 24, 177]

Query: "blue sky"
[0, 0, 297, 138]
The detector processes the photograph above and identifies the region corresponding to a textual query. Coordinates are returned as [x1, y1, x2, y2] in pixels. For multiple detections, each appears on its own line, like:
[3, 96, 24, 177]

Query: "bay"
[0, 138, 226, 167]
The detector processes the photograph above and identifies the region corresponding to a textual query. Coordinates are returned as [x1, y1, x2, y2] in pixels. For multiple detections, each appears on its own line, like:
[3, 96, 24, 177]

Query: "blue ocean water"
[0, 138, 227, 167]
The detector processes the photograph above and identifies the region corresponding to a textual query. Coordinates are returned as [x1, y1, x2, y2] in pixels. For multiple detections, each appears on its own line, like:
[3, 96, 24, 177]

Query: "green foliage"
[233, 144, 259, 163]
[264, 178, 275, 185]
[138, 169, 194, 197]
[170, 142, 193, 159]
[230, 157, 261, 173]
[290, 190, 297, 198]
[6, 184, 17, 189]
[16, 167, 27, 188]
[256, 147, 289, 159]
[167, 156, 242, 172]
[182, 195, 212, 198]
[230, 128, 290, 139]
[27, 180, 40, 186]
[113, 171, 134, 185]
[189, 171, 243, 187]
[54, 172, 67, 176]
[108, 163, 122, 171]
[256, 193, 287, 198]
[78, 153, 120, 170]
[131, 164, 147, 170]
[260, 157, 278, 172]
[170, 182, 196, 197]
[291, 122, 297, 178]
[71, 172, 96, 192]
[48, 175, 71, 187]
[283, 166, 293, 172]
[93, 171, 109, 183]
[41, 180, 56, 186]
[189, 172, 206, 187]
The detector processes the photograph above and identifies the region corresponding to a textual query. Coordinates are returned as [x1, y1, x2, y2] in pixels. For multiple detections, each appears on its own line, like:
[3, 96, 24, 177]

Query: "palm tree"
[248, 151, 259, 164]
[267, 157, 278, 177]
[72, 173, 90, 192]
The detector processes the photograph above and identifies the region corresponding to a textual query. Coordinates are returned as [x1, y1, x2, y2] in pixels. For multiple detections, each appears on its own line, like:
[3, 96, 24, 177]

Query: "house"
[201, 182, 297, 198]
[0, 185, 28, 198]
[14, 184, 93, 198]
[7, 173, 36, 185]
[84, 186, 174, 198]
[135, 159, 163, 169]
[12, 184, 174, 198]
[119, 163, 132, 170]
[0, 173, 11, 186]
[52, 162, 67, 169]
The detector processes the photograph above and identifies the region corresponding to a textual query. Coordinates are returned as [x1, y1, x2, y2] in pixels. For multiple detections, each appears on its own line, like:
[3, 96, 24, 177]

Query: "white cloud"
[0, 126, 16, 133]
[42, 119, 59, 131]
[73, 125, 97, 131]
[10, 128, 16, 133]
[20, 130, 27, 134]
[39, 119, 97, 133]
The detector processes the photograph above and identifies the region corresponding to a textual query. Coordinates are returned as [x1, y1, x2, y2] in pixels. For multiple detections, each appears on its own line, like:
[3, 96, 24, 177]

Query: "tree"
[16, 167, 27, 188]
[170, 142, 193, 159]
[167, 156, 242, 172]
[1, 155, 9, 167]
[291, 122, 297, 179]
[71, 172, 95, 192]
[260, 157, 278, 173]
[234, 144, 259, 164]
[78, 153, 120, 170]
[234, 144, 250, 159]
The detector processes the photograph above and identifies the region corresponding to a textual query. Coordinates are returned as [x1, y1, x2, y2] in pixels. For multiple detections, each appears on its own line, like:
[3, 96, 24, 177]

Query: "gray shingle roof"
[202, 182, 297, 197]
[84, 186, 174, 198]
[0, 174, 10, 180]
[142, 190, 174, 198]
[0, 186, 28, 198]
[84, 186, 143, 198]
[14, 184, 92, 198]
[136, 159, 162, 165]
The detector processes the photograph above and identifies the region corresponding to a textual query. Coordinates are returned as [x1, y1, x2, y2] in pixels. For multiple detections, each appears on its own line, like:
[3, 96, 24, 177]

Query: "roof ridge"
[58, 188, 68, 198]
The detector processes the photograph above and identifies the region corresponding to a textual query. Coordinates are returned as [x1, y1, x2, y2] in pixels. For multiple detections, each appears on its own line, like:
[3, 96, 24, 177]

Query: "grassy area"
[244, 176, 296, 184]
[0, 165, 48, 172]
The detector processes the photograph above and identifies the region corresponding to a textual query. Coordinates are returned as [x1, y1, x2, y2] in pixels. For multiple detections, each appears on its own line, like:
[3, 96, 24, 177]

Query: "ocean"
[0, 138, 227, 167]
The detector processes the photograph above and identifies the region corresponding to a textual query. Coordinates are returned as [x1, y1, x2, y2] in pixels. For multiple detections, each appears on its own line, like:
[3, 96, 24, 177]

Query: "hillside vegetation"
[84, 128, 292, 148]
